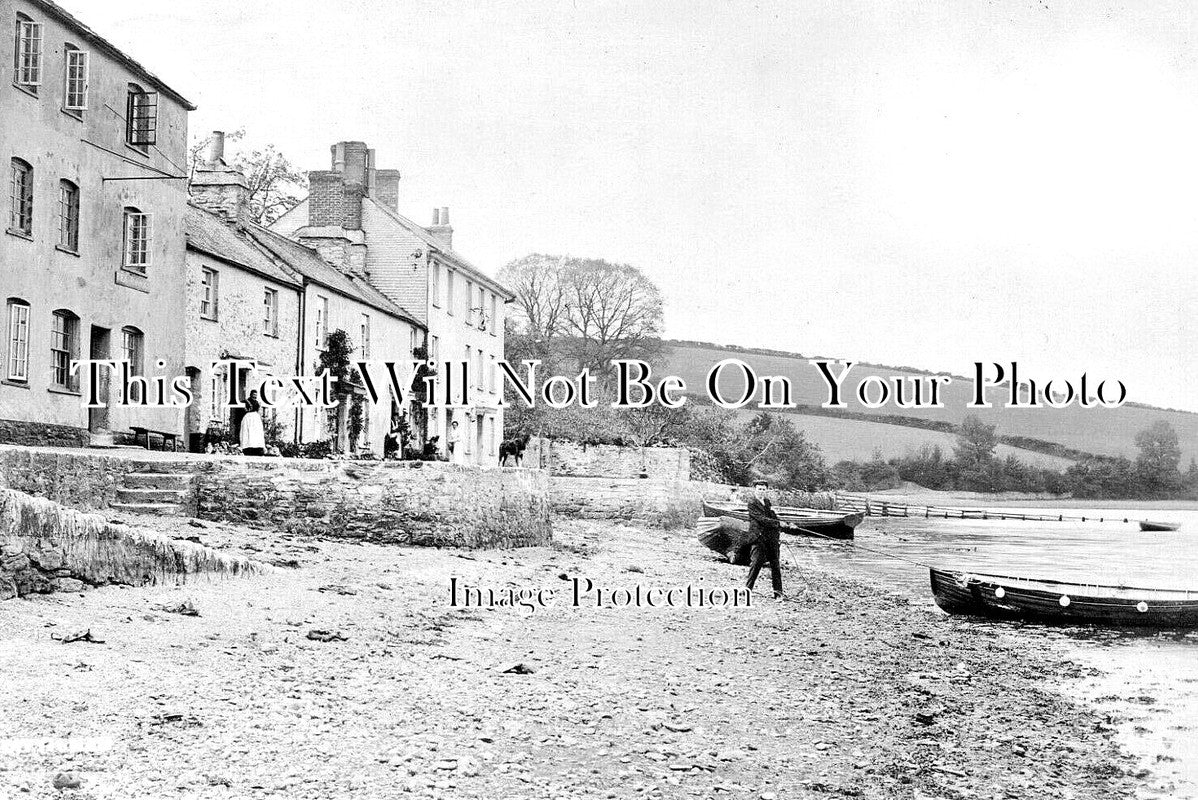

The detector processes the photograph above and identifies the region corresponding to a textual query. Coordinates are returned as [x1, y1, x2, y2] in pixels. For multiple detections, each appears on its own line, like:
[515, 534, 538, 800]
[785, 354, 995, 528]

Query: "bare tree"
[498, 254, 571, 363]
[500, 253, 664, 382]
[560, 258, 663, 373]
[190, 129, 307, 226]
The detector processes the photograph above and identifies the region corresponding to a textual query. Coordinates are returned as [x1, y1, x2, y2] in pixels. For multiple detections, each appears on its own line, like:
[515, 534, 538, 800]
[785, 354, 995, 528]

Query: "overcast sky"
[71, 0, 1198, 411]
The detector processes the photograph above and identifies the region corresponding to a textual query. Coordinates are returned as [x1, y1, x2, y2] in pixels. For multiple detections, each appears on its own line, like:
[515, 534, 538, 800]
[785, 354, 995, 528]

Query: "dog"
[499, 434, 530, 467]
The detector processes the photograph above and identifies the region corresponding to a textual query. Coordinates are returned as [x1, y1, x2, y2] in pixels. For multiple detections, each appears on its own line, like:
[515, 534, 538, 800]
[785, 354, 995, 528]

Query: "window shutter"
[141, 213, 153, 267]
[64, 51, 89, 110]
[140, 92, 159, 144]
[126, 92, 135, 142]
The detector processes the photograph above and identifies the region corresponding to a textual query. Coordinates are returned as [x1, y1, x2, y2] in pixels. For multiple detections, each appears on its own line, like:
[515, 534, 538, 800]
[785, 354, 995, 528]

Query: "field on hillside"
[726, 408, 1076, 468]
[664, 342, 1198, 463]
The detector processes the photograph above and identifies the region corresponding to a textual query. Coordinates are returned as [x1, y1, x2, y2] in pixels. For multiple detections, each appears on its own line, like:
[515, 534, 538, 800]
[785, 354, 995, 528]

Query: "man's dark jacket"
[746, 496, 781, 543]
[745, 496, 784, 595]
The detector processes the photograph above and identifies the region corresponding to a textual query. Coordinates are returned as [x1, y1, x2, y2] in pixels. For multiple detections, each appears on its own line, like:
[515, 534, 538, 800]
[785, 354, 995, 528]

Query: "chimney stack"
[191, 130, 250, 227]
[427, 207, 453, 249]
[376, 169, 401, 211]
[207, 130, 226, 165]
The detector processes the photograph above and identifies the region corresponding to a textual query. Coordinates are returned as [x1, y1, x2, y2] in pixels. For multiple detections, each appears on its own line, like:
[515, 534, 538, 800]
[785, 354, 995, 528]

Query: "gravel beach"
[0, 515, 1141, 799]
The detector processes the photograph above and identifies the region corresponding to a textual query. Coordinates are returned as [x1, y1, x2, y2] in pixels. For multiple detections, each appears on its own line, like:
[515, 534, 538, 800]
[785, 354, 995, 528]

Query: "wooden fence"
[835, 493, 1139, 525]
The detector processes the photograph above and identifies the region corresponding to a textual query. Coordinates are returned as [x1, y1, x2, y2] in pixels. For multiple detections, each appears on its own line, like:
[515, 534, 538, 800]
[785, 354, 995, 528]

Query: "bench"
[129, 426, 180, 452]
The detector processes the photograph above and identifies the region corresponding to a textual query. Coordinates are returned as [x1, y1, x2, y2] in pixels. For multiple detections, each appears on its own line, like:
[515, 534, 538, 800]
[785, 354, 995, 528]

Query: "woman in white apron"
[239, 390, 266, 456]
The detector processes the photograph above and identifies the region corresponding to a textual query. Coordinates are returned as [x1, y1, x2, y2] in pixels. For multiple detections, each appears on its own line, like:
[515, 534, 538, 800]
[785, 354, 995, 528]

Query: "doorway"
[87, 326, 110, 433]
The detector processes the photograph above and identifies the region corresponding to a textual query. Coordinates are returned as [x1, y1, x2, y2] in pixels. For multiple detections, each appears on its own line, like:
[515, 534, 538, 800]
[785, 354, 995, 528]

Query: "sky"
[68, 0, 1198, 411]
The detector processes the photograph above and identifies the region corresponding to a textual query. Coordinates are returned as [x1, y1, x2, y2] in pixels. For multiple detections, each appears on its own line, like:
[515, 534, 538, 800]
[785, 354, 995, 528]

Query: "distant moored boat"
[1139, 520, 1181, 532]
[929, 568, 1198, 628]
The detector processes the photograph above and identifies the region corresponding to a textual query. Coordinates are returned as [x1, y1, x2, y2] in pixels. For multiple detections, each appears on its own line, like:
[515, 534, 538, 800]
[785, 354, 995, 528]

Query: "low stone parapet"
[193, 460, 552, 549]
[549, 477, 739, 529]
[524, 438, 691, 481]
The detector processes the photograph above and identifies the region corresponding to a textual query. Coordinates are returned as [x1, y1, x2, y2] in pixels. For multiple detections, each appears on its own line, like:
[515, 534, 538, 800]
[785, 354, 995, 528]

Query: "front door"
[476, 416, 486, 465]
[87, 326, 110, 433]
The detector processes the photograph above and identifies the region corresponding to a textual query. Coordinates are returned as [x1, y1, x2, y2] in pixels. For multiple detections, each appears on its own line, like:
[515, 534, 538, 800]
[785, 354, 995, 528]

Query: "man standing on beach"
[745, 480, 784, 600]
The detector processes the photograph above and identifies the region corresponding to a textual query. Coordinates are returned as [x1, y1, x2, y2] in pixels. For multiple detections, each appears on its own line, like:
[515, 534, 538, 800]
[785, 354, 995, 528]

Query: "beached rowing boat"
[929, 568, 1198, 628]
[701, 500, 863, 540]
[1139, 520, 1181, 532]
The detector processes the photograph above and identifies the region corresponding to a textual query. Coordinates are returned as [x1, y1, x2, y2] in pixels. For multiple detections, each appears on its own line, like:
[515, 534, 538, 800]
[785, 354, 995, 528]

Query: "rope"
[784, 522, 937, 570]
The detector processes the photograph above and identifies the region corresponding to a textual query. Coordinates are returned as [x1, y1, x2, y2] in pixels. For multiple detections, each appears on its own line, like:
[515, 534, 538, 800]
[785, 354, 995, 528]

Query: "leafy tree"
[316, 330, 360, 452]
[1134, 421, 1182, 492]
[731, 413, 829, 491]
[954, 415, 998, 469]
[190, 129, 307, 225]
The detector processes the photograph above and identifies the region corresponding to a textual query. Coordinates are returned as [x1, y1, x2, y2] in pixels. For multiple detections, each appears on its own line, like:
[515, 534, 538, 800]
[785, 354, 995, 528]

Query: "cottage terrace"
[0, 445, 550, 549]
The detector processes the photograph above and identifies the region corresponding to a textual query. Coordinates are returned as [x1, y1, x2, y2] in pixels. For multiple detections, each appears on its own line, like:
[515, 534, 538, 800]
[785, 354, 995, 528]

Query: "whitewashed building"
[272, 141, 514, 465]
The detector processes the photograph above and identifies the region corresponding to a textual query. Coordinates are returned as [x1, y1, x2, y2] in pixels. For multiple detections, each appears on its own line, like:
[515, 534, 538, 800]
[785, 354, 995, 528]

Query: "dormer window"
[63, 46, 88, 112]
[13, 14, 42, 90]
[126, 84, 158, 149]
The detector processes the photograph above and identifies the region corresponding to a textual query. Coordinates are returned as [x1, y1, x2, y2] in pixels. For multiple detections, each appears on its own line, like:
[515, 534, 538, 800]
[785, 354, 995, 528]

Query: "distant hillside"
[662, 340, 1198, 465]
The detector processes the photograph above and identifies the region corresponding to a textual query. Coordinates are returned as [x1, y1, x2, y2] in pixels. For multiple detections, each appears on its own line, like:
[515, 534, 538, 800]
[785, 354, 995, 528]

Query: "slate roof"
[184, 206, 301, 288]
[186, 204, 423, 327]
[366, 198, 515, 300]
[244, 226, 424, 328]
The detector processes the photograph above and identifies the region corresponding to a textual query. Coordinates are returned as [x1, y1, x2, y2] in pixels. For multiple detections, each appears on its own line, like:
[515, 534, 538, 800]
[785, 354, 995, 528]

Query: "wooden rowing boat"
[929, 568, 1198, 628]
[1139, 520, 1181, 532]
[701, 500, 862, 540]
[696, 516, 753, 565]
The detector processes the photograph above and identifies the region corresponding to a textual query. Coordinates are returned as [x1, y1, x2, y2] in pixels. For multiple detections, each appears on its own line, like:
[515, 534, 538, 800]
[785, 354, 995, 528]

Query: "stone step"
[122, 472, 194, 489]
[109, 502, 185, 517]
[115, 487, 189, 504]
[131, 461, 197, 475]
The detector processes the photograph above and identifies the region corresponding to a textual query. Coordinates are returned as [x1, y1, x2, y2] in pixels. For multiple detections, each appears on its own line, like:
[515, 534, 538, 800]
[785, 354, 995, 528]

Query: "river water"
[792, 507, 1198, 799]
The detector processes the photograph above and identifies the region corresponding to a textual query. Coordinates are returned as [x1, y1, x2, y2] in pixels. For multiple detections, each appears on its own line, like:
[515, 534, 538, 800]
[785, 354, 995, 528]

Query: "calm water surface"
[793, 507, 1198, 799]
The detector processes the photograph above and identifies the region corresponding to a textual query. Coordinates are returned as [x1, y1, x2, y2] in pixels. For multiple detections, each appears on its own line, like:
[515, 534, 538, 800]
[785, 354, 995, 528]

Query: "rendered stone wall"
[193, 459, 551, 548]
[0, 420, 90, 449]
[525, 438, 691, 481]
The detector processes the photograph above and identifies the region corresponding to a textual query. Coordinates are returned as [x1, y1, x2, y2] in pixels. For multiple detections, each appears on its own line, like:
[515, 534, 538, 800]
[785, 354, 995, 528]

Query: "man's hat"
[752, 480, 769, 489]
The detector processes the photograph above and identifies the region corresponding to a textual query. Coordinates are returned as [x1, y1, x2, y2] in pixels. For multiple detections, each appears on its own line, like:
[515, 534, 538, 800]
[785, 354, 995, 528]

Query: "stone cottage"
[186, 133, 426, 455]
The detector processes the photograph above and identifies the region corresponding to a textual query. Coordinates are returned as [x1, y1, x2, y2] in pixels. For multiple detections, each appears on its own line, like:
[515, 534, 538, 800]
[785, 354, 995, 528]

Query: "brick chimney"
[190, 131, 250, 227]
[375, 169, 401, 211]
[427, 207, 453, 249]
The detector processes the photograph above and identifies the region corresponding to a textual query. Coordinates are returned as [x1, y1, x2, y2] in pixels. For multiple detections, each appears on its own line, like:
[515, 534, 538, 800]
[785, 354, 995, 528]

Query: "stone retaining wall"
[549, 477, 741, 529]
[525, 438, 690, 481]
[549, 477, 839, 529]
[0, 446, 155, 511]
[192, 460, 551, 549]
[0, 447, 552, 550]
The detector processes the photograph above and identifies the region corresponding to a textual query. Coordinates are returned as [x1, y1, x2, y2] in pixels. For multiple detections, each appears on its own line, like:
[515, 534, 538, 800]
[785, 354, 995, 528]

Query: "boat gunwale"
[931, 567, 1198, 602]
